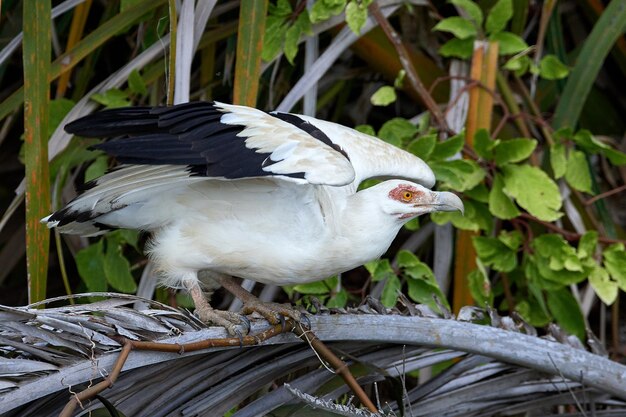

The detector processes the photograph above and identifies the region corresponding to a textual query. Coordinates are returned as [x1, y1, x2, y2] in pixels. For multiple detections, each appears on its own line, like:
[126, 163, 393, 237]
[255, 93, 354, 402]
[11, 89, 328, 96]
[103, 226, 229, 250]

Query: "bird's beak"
[426, 191, 464, 215]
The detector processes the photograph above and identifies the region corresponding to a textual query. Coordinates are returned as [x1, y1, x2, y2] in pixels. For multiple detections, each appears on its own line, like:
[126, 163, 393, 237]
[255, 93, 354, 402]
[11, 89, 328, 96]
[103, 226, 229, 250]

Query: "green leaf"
[103, 244, 137, 293]
[515, 299, 551, 327]
[345, 0, 370, 34]
[433, 17, 477, 39]
[365, 259, 396, 282]
[589, 265, 617, 305]
[310, 0, 346, 22]
[603, 244, 626, 291]
[269, 0, 292, 16]
[128, 69, 147, 95]
[378, 118, 418, 147]
[430, 133, 464, 160]
[75, 241, 108, 292]
[502, 164, 562, 221]
[503, 54, 531, 74]
[539, 54, 569, 80]
[404, 217, 420, 231]
[485, 0, 512, 35]
[381, 275, 401, 307]
[355, 124, 375, 136]
[578, 231, 598, 259]
[407, 134, 437, 160]
[493, 138, 537, 165]
[327, 288, 348, 308]
[396, 250, 420, 268]
[550, 143, 567, 179]
[546, 288, 585, 340]
[468, 267, 493, 307]
[284, 24, 302, 64]
[490, 31, 527, 55]
[91, 89, 131, 108]
[262, 16, 288, 61]
[84, 156, 109, 183]
[531, 235, 589, 286]
[49, 98, 76, 138]
[440, 37, 475, 59]
[450, 0, 483, 26]
[474, 129, 497, 160]
[472, 236, 517, 272]
[370, 86, 397, 106]
[294, 281, 330, 294]
[489, 173, 520, 219]
[432, 199, 492, 232]
[431, 159, 485, 191]
[565, 150, 592, 193]
[464, 183, 489, 203]
[498, 230, 523, 251]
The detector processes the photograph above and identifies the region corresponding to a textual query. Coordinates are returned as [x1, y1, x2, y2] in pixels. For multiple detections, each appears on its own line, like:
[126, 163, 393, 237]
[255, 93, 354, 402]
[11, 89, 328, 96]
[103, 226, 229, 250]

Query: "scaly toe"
[242, 301, 303, 326]
[195, 308, 250, 336]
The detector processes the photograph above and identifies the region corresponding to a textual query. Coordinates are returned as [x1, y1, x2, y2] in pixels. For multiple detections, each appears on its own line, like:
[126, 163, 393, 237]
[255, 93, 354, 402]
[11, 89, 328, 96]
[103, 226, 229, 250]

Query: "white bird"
[43, 101, 463, 332]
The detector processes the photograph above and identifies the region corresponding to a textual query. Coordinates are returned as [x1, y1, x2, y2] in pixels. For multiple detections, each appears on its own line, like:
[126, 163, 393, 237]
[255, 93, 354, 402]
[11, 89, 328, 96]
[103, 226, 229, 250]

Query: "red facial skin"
[388, 184, 426, 219]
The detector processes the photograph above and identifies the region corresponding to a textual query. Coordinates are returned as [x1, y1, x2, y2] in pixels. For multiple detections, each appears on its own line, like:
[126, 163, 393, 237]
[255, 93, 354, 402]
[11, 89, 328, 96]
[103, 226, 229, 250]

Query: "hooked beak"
[423, 191, 464, 215]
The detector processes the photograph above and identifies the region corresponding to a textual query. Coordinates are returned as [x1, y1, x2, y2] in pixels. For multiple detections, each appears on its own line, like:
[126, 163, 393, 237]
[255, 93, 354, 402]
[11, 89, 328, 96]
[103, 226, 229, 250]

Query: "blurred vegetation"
[1, 0, 626, 370]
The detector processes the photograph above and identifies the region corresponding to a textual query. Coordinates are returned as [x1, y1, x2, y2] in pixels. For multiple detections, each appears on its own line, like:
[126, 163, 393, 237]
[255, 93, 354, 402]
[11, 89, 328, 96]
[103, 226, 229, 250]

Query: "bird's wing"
[65, 101, 356, 186]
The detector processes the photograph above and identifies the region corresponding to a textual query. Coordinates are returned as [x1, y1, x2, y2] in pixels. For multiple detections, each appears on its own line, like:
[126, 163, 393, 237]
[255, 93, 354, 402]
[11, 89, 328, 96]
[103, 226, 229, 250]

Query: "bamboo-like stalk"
[453, 40, 499, 313]
[232, 0, 268, 106]
[22, 0, 51, 304]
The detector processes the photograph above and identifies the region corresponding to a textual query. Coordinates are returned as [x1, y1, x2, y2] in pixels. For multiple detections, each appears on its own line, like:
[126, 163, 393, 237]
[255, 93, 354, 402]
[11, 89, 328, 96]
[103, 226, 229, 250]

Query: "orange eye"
[402, 191, 413, 201]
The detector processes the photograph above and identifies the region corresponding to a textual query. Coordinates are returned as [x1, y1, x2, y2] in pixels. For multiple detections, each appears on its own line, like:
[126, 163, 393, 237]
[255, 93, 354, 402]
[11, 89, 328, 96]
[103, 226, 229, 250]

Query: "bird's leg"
[187, 282, 250, 336]
[214, 275, 303, 325]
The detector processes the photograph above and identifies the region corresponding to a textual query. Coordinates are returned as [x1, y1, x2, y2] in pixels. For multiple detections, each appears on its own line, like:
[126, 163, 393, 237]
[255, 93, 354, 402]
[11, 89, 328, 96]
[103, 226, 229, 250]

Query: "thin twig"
[585, 184, 626, 205]
[369, 2, 450, 134]
[519, 213, 626, 245]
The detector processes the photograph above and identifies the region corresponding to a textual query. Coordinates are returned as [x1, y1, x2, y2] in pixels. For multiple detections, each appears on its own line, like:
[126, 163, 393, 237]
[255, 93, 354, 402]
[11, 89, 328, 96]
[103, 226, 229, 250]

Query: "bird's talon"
[299, 313, 311, 330]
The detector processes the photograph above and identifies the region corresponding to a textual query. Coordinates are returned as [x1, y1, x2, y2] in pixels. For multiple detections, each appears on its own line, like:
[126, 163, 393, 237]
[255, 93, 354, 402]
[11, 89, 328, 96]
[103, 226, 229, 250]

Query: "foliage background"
[1, 0, 626, 377]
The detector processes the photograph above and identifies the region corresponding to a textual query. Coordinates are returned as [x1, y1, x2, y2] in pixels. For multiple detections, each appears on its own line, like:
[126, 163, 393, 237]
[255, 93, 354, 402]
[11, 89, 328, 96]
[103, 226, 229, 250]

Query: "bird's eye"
[401, 191, 413, 202]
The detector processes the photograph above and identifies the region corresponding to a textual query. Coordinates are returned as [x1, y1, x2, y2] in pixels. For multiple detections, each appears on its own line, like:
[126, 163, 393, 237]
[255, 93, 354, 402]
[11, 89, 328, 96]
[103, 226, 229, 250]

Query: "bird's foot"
[242, 300, 307, 328]
[194, 304, 251, 337]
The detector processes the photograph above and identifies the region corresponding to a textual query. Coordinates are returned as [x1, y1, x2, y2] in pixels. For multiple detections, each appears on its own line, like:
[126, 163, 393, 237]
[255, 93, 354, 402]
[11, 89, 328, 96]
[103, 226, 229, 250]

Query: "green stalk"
[23, 0, 51, 304]
[167, 0, 177, 105]
[233, 0, 268, 106]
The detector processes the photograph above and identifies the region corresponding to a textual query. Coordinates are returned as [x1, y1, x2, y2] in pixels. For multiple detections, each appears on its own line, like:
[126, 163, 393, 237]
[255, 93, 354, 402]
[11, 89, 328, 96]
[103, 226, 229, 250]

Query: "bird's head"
[371, 180, 464, 222]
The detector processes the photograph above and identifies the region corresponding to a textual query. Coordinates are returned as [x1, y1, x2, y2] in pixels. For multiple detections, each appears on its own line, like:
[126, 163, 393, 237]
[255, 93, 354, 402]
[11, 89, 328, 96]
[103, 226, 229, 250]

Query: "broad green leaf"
[91, 89, 131, 108]
[490, 31, 527, 55]
[49, 98, 76, 138]
[345, 0, 370, 34]
[498, 230, 523, 251]
[113, 229, 140, 251]
[488, 173, 520, 219]
[284, 24, 302, 64]
[464, 183, 489, 203]
[396, 250, 421, 268]
[406, 278, 449, 312]
[589, 265, 617, 305]
[603, 148, 626, 166]
[430, 133, 464, 160]
[604, 244, 626, 291]
[503, 54, 531, 74]
[310, 0, 346, 22]
[474, 129, 497, 159]
[502, 164, 562, 221]
[269, 0, 292, 16]
[378, 118, 418, 146]
[578, 231, 598, 259]
[381, 275, 401, 307]
[450, 0, 483, 26]
[407, 134, 437, 160]
[394, 70, 406, 88]
[485, 0, 512, 34]
[128, 69, 147, 95]
[550, 143, 567, 179]
[370, 86, 397, 106]
[440, 37, 474, 59]
[365, 259, 396, 282]
[432, 199, 492, 232]
[565, 150, 592, 193]
[355, 124, 375, 136]
[433, 17, 477, 39]
[515, 299, 551, 327]
[84, 156, 109, 183]
[493, 138, 536, 165]
[472, 236, 517, 272]
[75, 242, 108, 292]
[539, 55, 569, 80]
[546, 288, 585, 340]
[261, 16, 288, 61]
[327, 288, 348, 308]
[294, 281, 330, 294]
[431, 159, 485, 191]
[531, 236, 589, 286]
[104, 245, 137, 293]
[404, 217, 420, 231]
[468, 267, 493, 306]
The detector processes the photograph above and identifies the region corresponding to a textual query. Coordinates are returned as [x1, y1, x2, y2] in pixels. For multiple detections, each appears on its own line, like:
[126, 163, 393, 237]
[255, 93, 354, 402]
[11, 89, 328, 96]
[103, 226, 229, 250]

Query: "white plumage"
[44, 101, 463, 327]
